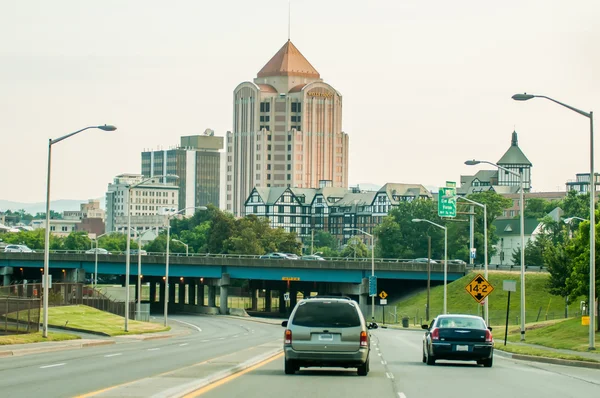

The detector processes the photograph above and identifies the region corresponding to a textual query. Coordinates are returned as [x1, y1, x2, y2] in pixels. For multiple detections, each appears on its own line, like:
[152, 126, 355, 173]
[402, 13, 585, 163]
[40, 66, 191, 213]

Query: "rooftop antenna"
[288, 0, 291, 41]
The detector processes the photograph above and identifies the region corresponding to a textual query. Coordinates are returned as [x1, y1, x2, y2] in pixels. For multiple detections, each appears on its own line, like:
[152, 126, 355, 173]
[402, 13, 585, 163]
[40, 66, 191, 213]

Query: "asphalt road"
[193, 327, 600, 398]
[0, 315, 281, 398]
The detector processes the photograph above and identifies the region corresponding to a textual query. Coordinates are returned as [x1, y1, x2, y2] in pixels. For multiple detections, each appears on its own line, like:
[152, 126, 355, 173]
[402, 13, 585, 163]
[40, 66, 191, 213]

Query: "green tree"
[341, 237, 368, 258]
[559, 190, 589, 220]
[544, 240, 573, 298]
[63, 232, 92, 251]
[312, 231, 338, 250]
[207, 210, 236, 253]
[0, 229, 62, 250]
[143, 233, 167, 253]
[98, 233, 138, 253]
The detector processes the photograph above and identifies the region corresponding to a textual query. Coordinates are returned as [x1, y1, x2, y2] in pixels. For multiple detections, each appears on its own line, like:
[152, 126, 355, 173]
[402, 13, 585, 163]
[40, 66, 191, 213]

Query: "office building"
[105, 174, 179, 235]
[142, 131, 223, 215]
[227, 40, 349, 216]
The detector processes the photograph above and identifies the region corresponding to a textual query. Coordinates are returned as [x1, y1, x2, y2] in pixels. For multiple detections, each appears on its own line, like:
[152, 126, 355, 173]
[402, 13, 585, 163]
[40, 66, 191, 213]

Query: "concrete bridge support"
[251, 289, 258, 311]
[188, 281, 196, 305]
[169, 282, 176, 306]
[279, 290, 286, 315]
[265, 288, 272, 312]
[197, 284, 205, 306]
[219, 273, 230, 315]
[150, 281, 157, 303]
[178, 281, 186, 305]
[359, 278, 369, 319]
[207, 285, 216, 307]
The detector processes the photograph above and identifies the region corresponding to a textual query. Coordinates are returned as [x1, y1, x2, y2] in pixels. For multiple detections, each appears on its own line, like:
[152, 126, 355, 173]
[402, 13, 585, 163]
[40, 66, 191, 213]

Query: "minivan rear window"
[292, 301, 361, 328]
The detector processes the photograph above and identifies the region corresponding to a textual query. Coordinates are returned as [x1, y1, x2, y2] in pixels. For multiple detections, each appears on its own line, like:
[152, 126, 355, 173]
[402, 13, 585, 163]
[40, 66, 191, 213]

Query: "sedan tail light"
[431, 328, 440, 341]
[360, 331, 368, 347]
[284, 329, 292, 345]
[485, 329, 493, 343]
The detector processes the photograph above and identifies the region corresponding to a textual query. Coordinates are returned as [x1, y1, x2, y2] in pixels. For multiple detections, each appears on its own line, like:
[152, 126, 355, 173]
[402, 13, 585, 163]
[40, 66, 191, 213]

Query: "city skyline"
[2, 0, 598, 203]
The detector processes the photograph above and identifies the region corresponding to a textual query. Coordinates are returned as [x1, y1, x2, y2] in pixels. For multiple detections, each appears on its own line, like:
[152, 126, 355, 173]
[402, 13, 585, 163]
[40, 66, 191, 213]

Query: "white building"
[105, 174, 179, 236]
[30, 219, 81, 237]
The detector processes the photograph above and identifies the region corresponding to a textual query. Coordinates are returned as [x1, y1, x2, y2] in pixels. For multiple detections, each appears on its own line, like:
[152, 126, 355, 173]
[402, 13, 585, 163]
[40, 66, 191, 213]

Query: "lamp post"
[93, 233, 108, 290]
[124, 174, 178, 332]
[164, 206, 207, 327]
[43, 124, 116, 338]
[172, 239, 189, 257]
[513, 92, 595, 350]
[412, 219, 448, 314]
[446, 194, 489, 324]
[564, 217, 586, 240]
[344, 228, 375, 321]
[466, 159, 526, 340]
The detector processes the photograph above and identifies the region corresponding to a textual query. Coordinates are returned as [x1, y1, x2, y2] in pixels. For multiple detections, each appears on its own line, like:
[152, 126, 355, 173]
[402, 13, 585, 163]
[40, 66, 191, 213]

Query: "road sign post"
[503, 280, 517, 346]
[438, 182, 457, 218]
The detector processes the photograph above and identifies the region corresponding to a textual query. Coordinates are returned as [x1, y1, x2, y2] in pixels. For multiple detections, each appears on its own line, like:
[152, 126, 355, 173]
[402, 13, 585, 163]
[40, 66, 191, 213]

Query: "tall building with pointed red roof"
[226, 40, 349, 216]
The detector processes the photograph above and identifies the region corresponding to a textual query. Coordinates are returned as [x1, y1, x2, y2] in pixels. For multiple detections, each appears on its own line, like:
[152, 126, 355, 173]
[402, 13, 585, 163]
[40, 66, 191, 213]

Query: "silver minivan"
[281, 296, 376, 376]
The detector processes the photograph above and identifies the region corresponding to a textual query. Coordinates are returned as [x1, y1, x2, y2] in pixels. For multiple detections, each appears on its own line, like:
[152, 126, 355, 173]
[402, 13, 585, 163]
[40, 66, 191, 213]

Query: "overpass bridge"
[0, 252, 466, 317]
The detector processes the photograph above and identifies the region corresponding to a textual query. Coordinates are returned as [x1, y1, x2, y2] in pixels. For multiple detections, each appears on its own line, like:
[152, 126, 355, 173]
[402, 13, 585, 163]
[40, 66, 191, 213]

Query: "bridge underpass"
[0, 253, 465, 317]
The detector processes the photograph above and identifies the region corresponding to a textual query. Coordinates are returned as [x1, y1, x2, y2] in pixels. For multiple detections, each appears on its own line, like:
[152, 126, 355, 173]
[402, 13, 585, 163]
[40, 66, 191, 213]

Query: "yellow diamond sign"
[465, 274, 494, 303]
[379, 290, 388, 299]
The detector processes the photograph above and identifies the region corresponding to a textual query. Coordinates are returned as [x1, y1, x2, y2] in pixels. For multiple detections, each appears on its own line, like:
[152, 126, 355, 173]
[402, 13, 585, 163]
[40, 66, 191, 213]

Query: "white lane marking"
[179, 343, 189, 347]
[40, 363, 65, 369]
[170, 318, 202, 332]
[218, 337, 225, 340]
[386, 372, 394, 379]
[104, 353, 122, 358]
[378, 352, 382, 356]
[147, 348, 160, 351]
[381, 360, 387, 365]
[376, 347, 380, 351]
[398, 393, 407, 398]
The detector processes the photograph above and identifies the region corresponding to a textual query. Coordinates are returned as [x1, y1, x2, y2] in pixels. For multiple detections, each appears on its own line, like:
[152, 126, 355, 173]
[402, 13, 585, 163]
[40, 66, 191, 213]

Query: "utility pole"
[469, 205, 475, 266]
[311, 229, 314, 255]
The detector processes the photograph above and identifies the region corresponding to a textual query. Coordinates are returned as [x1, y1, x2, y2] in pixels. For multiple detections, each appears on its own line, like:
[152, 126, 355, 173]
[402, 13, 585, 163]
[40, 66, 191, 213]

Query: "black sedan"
[422, 314, 494, 367]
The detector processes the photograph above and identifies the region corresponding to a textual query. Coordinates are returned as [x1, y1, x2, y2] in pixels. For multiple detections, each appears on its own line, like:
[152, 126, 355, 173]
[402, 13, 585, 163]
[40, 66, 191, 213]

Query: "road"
[0, 315, 281, 398]
[192, 327, 600, 398]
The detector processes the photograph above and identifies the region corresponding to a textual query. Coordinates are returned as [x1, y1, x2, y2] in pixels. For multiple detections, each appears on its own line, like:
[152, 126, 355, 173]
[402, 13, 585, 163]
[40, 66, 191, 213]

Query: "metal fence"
[0, 294, 41, 334]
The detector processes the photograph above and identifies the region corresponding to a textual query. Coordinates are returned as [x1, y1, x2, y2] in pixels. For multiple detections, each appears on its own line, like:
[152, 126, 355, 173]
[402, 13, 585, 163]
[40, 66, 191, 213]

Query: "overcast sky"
[1, 0, 599, 205]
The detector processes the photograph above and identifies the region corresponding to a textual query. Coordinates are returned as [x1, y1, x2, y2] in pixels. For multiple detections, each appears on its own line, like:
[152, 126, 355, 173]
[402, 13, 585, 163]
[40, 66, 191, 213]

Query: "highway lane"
[193, 327, 600, 398]
[0, 315, 281, 398]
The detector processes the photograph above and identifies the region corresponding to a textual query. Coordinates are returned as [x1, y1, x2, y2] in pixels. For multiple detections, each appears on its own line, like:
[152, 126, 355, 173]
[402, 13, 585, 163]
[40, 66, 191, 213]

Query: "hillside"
[394, 271, 582, 326]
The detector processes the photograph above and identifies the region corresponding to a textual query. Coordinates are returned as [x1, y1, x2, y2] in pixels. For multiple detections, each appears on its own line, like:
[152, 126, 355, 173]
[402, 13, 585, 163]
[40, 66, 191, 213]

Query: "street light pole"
[164, 206, 206, 327]
[513, 93, 595, 350]
[125, 174, 178, 332]
[466, 159, 525, 340]
[172, 239, 189, 256]
[412, 219, 448, 314]
[343, 228, 375, 320]
[42, 124, 116, 338]
[93, 233, 108, 290]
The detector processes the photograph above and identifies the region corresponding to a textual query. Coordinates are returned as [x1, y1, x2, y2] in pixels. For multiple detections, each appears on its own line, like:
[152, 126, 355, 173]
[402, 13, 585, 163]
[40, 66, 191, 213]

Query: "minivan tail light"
[485, 329, 493, 343]
[360, 331, 368, 347]
[431, 328, 440, 341]
[284, 329, 292, 345]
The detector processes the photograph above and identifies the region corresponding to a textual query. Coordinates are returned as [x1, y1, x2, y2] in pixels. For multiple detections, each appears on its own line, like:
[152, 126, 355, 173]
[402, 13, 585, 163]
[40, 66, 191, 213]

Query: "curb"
[0, 340, 115, 357]
[495, 349, 600, 370]
[168, 348, 283, 398]
[49, 325, 111, 336]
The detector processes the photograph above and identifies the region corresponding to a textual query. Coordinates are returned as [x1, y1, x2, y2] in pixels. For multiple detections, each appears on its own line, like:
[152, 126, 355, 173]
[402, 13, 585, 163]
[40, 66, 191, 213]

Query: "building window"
[288, 134, 292, 141]
[278, 216, 284, 223]
[287, 174, 291, 180]
[267, 164, 271, 170]
[291, 103, 301, 113]
[287, 164, 291, 170]
[288, 145, 291, 151]
[268, 135, 272, 141]
[267, 174, 271, 180]
[267, 145, 271, 151]
[288, 155, 291, 161]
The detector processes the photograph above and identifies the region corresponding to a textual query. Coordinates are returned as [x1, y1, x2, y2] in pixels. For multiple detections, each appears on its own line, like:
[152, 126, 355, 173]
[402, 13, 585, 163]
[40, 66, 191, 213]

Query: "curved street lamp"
[466, 159, 526, 341]
[513, 92, 595, 350]
[412, 218, 448, 314]
[343, 228, 375, 321]
[43, 125, 116, 338]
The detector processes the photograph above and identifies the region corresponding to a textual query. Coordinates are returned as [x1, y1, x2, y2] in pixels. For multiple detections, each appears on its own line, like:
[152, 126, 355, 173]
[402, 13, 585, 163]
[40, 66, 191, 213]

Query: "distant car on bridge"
[300, 254, 325, 261]
[260, 252, 293, 260]
[85, 248, 111, 255]
[414, 258, 438, 264]
[4, 244, 34, 253]
[130, 249, 148, 256]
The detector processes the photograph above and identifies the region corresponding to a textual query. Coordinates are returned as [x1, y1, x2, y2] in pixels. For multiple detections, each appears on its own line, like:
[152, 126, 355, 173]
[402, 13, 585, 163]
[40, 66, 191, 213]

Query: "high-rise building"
[105, 174, 179, 235]
[141, 131, 223, 215]
[226, 40, 349, 216]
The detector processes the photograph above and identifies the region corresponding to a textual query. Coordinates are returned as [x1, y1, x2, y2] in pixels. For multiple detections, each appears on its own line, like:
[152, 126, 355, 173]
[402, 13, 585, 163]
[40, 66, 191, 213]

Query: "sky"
[1, 0, 599, 205]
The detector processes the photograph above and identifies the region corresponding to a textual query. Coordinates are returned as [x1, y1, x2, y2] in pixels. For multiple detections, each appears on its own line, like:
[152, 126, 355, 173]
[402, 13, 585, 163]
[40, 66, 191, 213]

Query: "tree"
[99, 233, 138, 253]
[0, 229, 62, 250]
[312, 231, 338, 251]
[341, 237, 368, 258]
[374, 217, 402, 258]
[206, 210, 236, 254]
[544, 240, 573, 298]
[559, 190, 589, 220]
[63, 232, 92, 251]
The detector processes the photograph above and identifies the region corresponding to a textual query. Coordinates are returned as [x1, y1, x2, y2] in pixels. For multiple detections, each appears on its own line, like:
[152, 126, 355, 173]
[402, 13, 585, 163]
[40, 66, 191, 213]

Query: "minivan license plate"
[319, 334, 333, 341]
[456, 345, 469, 352]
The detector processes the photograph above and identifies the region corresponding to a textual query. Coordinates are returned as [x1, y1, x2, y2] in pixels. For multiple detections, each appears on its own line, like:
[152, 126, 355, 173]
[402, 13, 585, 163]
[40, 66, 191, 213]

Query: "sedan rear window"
[292, 301, 361, 328]
[436, 316, 485, 329]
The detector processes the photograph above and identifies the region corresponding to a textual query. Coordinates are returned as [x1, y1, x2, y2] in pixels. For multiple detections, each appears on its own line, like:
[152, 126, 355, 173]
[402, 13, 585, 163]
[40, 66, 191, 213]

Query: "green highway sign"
[438, 181, 457, 218]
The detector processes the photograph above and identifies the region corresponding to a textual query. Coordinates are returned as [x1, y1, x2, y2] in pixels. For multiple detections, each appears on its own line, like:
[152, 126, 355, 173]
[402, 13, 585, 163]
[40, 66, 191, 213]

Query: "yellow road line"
[182, 352, 284, 397]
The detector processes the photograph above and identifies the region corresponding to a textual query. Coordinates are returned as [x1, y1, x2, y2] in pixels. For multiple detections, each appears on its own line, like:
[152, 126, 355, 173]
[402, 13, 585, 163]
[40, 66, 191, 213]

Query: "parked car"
[300, 254, 325, 261]
[130, 249, 148, 256]
[281, 296, 377, 376]
[260, 252, 291, 259]
[284, 253, 299, 260]
[422, 314, 493, 367]
[414, 258, 438, 264]
[4, 244, 34, 253]
[449, 259, 467, 265]
[85, 248, 111, 255]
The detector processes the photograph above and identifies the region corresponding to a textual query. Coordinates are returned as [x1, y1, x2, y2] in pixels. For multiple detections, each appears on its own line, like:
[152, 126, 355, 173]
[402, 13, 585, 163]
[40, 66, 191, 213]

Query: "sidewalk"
[495, 341, 600, 370]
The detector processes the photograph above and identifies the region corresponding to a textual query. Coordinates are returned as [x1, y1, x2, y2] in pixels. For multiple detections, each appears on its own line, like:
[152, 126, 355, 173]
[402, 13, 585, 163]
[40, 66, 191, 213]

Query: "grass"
[394, 271, 584, 326]
[497, 343, 599, 363]
[48, 305, 170, 336]
[0, 331, 80, 345]
[506, 317, 600, 353]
